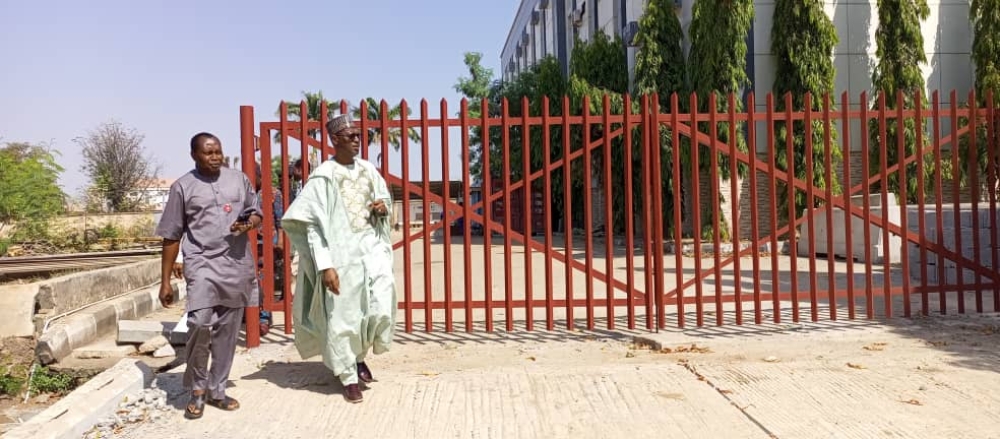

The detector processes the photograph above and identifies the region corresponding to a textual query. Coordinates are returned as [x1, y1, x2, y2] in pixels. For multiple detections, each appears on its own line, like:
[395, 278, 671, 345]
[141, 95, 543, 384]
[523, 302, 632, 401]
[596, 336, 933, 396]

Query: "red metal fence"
[239, 90, 999, 348]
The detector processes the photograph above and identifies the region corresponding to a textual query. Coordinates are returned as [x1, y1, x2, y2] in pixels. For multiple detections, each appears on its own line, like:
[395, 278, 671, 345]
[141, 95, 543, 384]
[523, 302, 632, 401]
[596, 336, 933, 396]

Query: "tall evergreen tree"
[687, 0, 754, 239]
[972, 0, 1000, 99]
[868, 0, 934, 202]
[970, 0, 1000, 192]
[633, 0, 686, 106]
[771, 0, 843, 225]
[633, 0, 687, 235]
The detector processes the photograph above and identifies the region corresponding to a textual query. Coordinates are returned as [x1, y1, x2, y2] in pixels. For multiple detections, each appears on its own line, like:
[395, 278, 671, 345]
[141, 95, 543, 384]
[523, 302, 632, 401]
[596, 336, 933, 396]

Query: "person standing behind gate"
[280, 114, 397, 404]
[156, 132, 263, 420]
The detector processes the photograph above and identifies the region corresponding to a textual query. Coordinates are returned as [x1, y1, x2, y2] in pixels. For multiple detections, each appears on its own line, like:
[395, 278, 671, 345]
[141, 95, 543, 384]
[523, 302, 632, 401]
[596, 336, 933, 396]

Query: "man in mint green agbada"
[280, 114, 396, 404]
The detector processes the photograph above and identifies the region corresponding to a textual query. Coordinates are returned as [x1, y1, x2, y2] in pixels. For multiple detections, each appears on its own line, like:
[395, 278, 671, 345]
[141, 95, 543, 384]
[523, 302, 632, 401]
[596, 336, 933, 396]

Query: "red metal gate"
[239, 91, 999, 348]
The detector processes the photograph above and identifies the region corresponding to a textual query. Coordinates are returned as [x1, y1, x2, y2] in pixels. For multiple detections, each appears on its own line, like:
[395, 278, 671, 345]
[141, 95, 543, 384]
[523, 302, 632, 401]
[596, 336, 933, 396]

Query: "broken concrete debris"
[116, 313, 188, 359]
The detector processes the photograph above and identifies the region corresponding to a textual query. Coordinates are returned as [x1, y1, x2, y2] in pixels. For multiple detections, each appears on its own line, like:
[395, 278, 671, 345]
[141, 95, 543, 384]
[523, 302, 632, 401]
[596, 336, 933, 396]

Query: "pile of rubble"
[84, 386, 170, 438]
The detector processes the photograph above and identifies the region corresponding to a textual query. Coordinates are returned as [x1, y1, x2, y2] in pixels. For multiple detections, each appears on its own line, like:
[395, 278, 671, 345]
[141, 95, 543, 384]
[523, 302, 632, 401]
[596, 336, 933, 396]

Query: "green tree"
[454, 52, 498, 181]
[0, 142, 66, 239]
[687, 0, 754, 239]
[633, 0, 687, 106]
[868, 0, 936, 203]
[771, 0, 843, 226]
[351, 97, 422, 164]
[972, 0, 1000, 99]
[969, 0, 1000, 193]
[633, 0, 688, 236]
[570, 31, 629, 94]
[76, 121, 159, 212]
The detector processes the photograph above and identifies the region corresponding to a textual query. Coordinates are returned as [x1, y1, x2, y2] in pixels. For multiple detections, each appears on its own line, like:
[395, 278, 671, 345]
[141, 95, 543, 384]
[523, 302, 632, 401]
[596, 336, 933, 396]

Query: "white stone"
[138, 335, 169, 354]
[152, 344, 176, 358]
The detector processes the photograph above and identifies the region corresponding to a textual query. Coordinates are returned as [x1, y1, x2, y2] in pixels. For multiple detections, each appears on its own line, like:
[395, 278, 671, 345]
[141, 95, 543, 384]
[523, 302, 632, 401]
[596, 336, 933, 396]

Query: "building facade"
[502, 0, 975, 237]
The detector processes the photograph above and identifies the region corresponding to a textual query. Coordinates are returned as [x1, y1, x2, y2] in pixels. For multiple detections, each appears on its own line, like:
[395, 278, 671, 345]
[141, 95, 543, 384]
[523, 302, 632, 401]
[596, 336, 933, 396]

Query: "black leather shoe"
[344, 384, 363, 403]
[357, 362, 375, 383]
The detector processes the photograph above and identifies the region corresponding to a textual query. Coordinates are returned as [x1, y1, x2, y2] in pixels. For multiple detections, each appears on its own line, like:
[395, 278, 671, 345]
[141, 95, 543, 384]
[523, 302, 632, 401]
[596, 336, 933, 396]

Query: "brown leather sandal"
[185, 393, 205, 419]
[207, 396, 240, 411]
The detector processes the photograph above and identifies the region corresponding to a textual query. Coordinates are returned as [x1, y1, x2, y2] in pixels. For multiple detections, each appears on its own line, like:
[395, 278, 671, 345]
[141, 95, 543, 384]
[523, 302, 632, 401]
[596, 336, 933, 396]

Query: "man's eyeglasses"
[339, 132, 361, 141]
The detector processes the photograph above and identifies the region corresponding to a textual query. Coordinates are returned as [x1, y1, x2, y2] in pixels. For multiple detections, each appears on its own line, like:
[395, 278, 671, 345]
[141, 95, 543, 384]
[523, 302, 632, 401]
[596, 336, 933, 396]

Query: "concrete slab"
[3, 359, 153, 439]
[0, 284, 40, 337]
[74, 339, 137, 359]
[119, 321, 174, 345]
[116, 346, 769, 439]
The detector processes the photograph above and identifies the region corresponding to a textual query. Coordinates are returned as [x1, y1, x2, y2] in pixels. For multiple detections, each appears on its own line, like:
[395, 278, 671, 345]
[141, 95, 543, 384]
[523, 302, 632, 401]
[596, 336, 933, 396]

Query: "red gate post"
[967, 91, 983, 313]
[650, 94, 666, 329]
[804, 93, 819, 321]
[840, 92, 856, 320]
[708, 93, 723, 326]
[258, 132, 276, 334]
[420, 100, 433, 332]
[708, 93, 724, 326]
[933, 92, 947, 313]
[641, 95, 654, 330]
[766, 94, 782, 323]
[562, 95, 575, 331]
[438, 100, 455, 332]
[746, 93, 763, 324]
[876, 93, 892, 317]
[822, 93, 836, 320]
[240, 105, 262, 348]
[501, 99, 514, 331]
[459, 99, 474, 332]
[601, 95, 615, 330]
[622, 94, 636, 330]
[400, 100, 415, 332]
[482, 97, 495, 332]
[859, 91, 875, 318]
[520, 97, 533, 331]
[582, 96, 595, 330]
[914, 90, 928, 315]
[668, 94, 685, 327]
[727, 93, 743, 325]
[949, 91, 964, 313]
[690, 93, 704, 327]
[542, 97, 556, 331]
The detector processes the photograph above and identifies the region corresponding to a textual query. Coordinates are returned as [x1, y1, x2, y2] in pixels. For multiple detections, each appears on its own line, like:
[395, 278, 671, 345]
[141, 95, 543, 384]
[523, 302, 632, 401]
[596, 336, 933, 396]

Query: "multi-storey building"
[501, 0, 975, 237]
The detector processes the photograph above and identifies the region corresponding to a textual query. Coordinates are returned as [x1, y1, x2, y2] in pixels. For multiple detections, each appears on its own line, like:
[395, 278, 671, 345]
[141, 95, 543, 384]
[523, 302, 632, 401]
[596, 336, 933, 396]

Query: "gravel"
[82, 384, 169, 439]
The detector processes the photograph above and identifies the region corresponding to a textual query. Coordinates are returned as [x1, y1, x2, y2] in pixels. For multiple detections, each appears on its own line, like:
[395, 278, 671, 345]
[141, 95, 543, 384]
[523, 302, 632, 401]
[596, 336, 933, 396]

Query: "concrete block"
[797, 194, 903, 264]
[73, 340, 138, 359]
[169, 311, 189, 345]
[35, 259, 160, 317]
[3, 359, 153, 439]
[117, 321, 176, 345]
[0, 284, 41, 337]
[35, 281, 185, 365]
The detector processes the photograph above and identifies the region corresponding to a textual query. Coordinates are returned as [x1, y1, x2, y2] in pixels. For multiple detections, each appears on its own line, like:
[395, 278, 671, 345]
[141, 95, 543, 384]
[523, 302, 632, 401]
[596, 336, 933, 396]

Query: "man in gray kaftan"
[156, 132, 262, 419]
[281, 114, 396, 404]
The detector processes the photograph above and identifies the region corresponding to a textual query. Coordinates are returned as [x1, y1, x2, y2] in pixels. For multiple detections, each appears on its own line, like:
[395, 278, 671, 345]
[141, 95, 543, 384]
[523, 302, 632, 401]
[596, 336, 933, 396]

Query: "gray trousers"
[183, 305, 244, 400]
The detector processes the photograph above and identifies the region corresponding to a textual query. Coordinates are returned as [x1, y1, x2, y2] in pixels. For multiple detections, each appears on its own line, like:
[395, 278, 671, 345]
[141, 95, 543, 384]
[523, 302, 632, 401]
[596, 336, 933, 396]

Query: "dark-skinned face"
[333, 128, 362, 158]
[192, 137, 224, 176]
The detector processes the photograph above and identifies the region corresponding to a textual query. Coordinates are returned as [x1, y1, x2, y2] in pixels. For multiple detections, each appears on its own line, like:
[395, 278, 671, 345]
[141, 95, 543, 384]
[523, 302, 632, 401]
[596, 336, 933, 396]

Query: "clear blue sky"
[0, 0, 517, 197]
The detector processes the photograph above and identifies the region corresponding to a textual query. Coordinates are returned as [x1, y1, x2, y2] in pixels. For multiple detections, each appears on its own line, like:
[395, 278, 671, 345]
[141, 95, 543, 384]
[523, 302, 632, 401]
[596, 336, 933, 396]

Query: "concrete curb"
[3, 358, 153, 439]
[35, 281, 187, 365]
